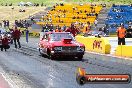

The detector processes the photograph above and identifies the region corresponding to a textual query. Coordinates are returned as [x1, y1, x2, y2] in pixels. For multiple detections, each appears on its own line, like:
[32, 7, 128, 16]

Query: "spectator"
[95, 13, 98, 18]
[48, 24, 53, 32]
[53, 5, 55, 8]
[6, 20, 9, 28]
[56, 3, 59, 6]
[102, 4, 106, 7]
[0, 22, 2, 27]
[31, 16, 34, 22]
[12, 26, 21, 48]
[0, 35, 2, 48]
[1, 34, 10, 51]
[130, 4, 132, 7]
[42, 25, 46, 32]
[83, 21, 91, 34]
[25, 28, 29, 43]
[116, 23, 126, 45]
[65, 24, 79, 37]
[94, 19, 98, 28]
[42, 15, 44, 21]
[60, 3, 64, 6]
[9, 3, 12, 6]
[91, 7, 95, 13]
[112, 4, 116, 7]
[62, 25, 66, 31]
[126, 25, 132, 38]
[3, 20, 6, 28]
[55, 26, 59, 32]
[102, 25, 109, 35]
[98, 27, 102, 31]
[15, 20, 18, 26]
[84, 10, 87, 13]
[71, 25, 79, 37]
[59, 27, 63, 32]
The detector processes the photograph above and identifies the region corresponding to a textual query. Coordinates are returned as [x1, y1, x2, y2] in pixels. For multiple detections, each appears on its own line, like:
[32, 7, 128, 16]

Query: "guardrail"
[115, 45, 132, 58]
[75, 36, 111, 54]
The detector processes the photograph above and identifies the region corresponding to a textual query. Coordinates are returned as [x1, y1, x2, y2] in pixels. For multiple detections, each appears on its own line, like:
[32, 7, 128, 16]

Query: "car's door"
[39, 34, 48, 54]
[42, 34, 50, 54]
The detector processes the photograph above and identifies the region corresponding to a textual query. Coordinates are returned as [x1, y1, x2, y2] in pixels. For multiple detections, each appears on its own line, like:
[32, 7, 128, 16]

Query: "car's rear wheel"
[78, 55, 83, 61]
[39, 48, 46, 57]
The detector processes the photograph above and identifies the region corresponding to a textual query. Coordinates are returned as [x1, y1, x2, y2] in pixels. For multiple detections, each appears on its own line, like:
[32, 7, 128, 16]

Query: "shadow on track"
[56, 57, 82, 61]
[40, 55, 83, 61]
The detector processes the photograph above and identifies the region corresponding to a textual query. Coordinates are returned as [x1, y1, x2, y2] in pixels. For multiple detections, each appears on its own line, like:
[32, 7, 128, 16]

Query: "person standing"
[9, 27, 14, 44]
[6, 20, 9, 28]
[62, 25, 66, 31]
[126, 25, 132, 38]
[94, 19, 98, 28]
[3, 20, 6, 28]
[42, 25, 46, 32]
[116, 23, 126, 45]
[25, 28, 29, 43]
[65, 24, 79, 37]
[0, 35, 2, 49]
[55, 26, 59, 32]
[0, 22, 2, 27]
[12, 26, 21, 48]
[83, 22, 91, 34]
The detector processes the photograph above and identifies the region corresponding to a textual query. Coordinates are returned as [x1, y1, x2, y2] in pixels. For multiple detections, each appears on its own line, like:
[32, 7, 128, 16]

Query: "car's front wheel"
[39, 48, 44, 56]
[47, 50, 55, 60]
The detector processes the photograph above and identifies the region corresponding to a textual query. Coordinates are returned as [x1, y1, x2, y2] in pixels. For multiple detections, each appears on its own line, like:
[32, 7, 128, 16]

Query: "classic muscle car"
[38, 32, 85, 60]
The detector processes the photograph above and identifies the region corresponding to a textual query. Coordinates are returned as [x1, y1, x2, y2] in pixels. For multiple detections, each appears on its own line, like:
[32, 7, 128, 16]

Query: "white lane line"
[1, 72, 18, 88]
[85, 51, 132, 61]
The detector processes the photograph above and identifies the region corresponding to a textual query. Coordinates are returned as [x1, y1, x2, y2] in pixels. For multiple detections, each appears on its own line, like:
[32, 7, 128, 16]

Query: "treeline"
[0, 3, 46, 7]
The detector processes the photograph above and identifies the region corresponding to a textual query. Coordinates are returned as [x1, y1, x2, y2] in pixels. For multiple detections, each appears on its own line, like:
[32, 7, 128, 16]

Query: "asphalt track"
[0, 37, 132, 88]
[0, 73, 10, 88]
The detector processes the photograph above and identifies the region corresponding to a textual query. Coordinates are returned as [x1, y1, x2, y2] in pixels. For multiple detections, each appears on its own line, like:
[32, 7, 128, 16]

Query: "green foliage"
[0, 0, 64, 6]
[0, 0, 131, 5]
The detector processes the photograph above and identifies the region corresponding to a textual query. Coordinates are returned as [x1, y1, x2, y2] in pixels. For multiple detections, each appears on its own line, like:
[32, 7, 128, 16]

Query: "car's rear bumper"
[51, 51, 85, 57]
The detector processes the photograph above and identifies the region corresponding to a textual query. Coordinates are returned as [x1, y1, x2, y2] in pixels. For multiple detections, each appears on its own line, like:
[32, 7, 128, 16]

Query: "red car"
[38, 32, 85, 60]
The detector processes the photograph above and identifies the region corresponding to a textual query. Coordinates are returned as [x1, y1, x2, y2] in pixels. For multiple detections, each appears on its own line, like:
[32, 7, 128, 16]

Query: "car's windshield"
[50, 33, 75, 41]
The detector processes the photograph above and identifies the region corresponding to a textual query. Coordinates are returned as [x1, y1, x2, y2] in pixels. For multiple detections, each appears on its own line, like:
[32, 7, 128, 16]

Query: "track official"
[116, 23, 126, 45]
[12, 26, 21, 48]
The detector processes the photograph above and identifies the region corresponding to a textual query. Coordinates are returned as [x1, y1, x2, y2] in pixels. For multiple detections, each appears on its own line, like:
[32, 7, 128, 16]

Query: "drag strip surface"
[0, 73, 11, 88]
[0, 37, 131, 88]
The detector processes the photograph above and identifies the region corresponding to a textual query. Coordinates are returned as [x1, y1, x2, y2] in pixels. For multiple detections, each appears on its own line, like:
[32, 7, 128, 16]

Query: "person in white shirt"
[94, 19, 98, 28]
